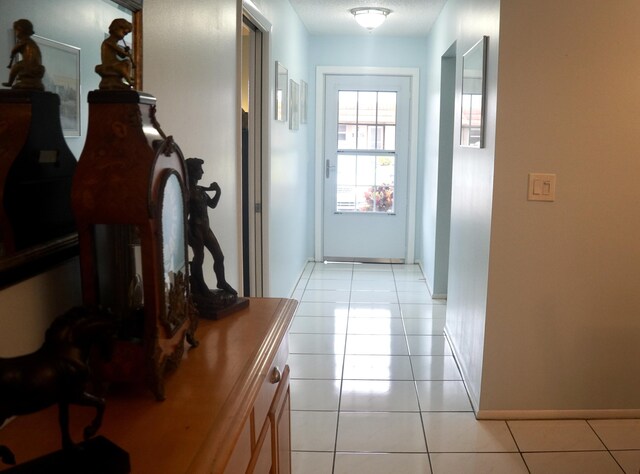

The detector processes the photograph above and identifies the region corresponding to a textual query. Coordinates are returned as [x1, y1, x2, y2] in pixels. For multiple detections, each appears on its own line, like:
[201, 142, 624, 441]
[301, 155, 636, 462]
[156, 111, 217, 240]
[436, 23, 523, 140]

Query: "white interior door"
[323, 74, 411, 262]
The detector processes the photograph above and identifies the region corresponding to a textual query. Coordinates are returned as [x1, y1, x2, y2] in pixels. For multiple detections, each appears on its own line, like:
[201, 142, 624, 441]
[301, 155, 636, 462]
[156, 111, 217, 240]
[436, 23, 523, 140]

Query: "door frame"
[241, 1, 272, 296]
[314, 66, 420, 263]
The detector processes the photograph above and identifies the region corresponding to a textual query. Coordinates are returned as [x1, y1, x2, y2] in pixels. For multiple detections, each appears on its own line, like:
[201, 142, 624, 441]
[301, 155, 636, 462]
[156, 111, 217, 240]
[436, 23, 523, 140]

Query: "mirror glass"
[460, 36, 488, 148]
[0, 0, 138, 286]
[160, 173, 188, 336]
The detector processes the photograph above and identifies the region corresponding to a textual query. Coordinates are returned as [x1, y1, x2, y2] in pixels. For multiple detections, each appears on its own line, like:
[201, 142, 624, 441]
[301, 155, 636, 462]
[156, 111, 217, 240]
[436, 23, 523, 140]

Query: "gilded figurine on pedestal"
[186, 158, 248, 319]
[2, 19, 45, 91]
[95, 18, 135, 90]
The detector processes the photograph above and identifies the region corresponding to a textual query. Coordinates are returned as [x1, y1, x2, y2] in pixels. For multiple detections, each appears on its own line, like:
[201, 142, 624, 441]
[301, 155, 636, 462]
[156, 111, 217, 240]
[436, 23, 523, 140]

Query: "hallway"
[287, 262, 640, 473]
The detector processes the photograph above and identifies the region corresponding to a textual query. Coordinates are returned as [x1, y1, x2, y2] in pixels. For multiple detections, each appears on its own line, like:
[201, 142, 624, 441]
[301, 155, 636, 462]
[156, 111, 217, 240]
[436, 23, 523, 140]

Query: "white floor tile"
[347, 317, 405, 335]
[336, 412, 427, 452]
[401, 304, 447, 319]
[352, 271, 395, 281]
[305, 279, 352, 291]
[407, 335, 452, 356]
[290, 316, 348, 334]
[340, 380, 420, 412]
[334, 453, 431, 474]
[289, 333, 346, 355]
[508, 420, 607, 452]
[342, 355, 414, 380]
[423, 412, 518, 453]
[398, 292, 436, 304]
[309, 270, 353, 281]
[391, 264, 422, 272]
[394, 280, 429, 292]
[349, 303, 402, 318]
[288, 353, 344, 380]
[350, 290, 398, 304]
[588, 419, 640, 450]
[353, 263, 392, 272]
[295, 302, 349, 317]
[292, 451, 334, 474]
[351, 280, 397, 291]
[302, 289, 351, 303]
[411, 356, 462, 381]
[393, 271, 428, 282]
[345, 334, 409, 355]
[523, 451, 624, 474]
[430, 453, 528, 474]
[403, 318, 446, 335]
[416, 381, 473, 412]
[291, 379, 341, 411]
[291, 411, 338, 451]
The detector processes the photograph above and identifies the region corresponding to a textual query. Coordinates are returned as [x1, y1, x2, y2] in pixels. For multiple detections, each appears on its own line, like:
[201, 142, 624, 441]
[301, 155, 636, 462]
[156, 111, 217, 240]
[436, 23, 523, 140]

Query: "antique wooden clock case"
[71, 90, 196, 400]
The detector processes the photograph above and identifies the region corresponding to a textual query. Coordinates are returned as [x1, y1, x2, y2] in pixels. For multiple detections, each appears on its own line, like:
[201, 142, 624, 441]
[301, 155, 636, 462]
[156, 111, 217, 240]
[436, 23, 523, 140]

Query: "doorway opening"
[240, 14, 268, 296]
[315, 67, 420, 265]
[432, 43, 456, 299]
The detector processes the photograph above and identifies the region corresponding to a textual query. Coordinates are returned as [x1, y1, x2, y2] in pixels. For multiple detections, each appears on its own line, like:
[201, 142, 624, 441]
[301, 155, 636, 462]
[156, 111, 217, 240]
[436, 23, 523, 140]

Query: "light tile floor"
[288, 262, 640, 474]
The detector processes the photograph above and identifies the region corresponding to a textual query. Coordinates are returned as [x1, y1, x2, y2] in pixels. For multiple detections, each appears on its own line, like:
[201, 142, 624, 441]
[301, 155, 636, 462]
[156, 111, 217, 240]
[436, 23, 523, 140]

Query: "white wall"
[425, 0, 640, 416]
[481, 0, 640, 416]
[421, 0, 500, 411]
[257, 0, 313, 297]
[143, 0, 241, 292]
[0, 260, 81, 356]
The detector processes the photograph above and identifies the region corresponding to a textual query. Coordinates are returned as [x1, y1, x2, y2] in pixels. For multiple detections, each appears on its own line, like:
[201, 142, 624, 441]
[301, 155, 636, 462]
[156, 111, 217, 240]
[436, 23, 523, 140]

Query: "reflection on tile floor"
[289, 262, 640, 474]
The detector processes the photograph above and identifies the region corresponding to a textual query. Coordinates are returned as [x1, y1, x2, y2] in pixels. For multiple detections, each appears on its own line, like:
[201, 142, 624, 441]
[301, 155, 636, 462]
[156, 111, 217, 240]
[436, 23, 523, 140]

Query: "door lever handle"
[325, 159, 335, 179]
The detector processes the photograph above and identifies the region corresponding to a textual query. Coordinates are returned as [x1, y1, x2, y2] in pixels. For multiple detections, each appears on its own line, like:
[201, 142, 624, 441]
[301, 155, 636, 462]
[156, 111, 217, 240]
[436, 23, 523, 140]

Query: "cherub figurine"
[2, 19, 45, 91]
[95, 18, 135, 90]
[185, 158, 238, 298]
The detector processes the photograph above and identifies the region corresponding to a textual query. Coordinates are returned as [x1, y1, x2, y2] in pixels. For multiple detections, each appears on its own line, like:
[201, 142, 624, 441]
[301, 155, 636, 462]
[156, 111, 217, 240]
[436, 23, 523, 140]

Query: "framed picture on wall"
[34, 35, 81, 137]
[275, 61, 288, 122]
[289, 79, 299, 131]
[460, 36, 488, 148]
[300, 80, 308, 124]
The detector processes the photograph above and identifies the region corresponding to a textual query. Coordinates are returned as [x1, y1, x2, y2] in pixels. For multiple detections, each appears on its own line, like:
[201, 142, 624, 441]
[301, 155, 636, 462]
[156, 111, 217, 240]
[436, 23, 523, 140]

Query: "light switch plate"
[528, 173, 556, 201]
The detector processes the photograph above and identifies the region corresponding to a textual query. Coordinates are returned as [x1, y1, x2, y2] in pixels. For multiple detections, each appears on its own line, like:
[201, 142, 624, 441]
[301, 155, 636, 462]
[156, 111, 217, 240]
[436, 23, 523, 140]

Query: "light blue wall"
[421, 0, 500, 410]
[1, 0, 131, 158]
[258, 0, 313, 297]
[308, 35, 429, 264]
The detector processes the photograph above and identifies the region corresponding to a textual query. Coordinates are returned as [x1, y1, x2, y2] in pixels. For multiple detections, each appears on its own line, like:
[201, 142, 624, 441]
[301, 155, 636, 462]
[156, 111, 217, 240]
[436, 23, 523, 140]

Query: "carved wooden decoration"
[72, 90, 196, 400]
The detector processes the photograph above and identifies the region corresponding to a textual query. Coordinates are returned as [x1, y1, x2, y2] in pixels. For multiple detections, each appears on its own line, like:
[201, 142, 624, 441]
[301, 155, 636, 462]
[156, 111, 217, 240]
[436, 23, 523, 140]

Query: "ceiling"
[287, 0, 447, 37]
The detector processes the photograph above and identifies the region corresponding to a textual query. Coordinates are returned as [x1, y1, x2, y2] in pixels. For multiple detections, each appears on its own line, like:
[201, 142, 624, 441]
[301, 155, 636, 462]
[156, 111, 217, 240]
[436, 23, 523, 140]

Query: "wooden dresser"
[0, 297, 297, 473]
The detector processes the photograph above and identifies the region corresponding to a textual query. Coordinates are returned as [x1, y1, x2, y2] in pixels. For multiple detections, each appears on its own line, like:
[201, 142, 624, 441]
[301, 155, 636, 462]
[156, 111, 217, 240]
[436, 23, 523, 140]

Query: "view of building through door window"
[336, 90, 397, 213]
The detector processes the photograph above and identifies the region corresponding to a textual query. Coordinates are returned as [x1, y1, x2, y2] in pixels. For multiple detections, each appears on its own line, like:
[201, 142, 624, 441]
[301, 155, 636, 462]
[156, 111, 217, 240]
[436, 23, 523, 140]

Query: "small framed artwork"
[289, 79, 299, 131]
[34, 36, 81, 137]
[275, 61, 288, 122]
[460, 36, 488, 148]
[300, 80, 308, 124]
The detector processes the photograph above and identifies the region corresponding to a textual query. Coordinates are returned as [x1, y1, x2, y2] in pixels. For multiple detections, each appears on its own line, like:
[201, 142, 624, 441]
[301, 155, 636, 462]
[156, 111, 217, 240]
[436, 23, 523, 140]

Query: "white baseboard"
[476, 409, 640, 420]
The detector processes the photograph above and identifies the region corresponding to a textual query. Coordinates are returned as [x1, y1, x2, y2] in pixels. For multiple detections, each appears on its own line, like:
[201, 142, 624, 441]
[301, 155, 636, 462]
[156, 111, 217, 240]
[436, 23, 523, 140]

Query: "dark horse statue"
[0, 307, 114, 465]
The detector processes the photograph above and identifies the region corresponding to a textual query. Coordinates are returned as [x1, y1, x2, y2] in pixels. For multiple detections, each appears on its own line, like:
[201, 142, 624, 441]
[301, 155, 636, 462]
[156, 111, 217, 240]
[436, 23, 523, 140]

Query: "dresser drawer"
[253, 335, 289, 437]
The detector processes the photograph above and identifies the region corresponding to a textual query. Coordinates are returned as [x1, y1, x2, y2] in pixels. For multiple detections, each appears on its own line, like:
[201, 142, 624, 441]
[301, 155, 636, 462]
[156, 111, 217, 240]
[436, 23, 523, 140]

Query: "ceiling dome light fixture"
[350, 7, 392, 31]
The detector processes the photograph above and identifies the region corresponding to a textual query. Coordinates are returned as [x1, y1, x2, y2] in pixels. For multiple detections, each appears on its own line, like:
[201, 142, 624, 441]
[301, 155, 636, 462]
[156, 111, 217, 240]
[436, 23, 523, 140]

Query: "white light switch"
[528, 173, 556, 201]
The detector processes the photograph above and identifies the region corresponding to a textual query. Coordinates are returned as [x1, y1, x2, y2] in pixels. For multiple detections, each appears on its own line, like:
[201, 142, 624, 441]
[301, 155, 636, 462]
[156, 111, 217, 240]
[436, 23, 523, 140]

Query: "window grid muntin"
[335, 90, 397, 214]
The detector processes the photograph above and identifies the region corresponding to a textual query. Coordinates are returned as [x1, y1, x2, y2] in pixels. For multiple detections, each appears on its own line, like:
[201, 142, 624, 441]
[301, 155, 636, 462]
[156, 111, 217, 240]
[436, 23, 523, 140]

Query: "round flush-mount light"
[350, 7, 392, 30]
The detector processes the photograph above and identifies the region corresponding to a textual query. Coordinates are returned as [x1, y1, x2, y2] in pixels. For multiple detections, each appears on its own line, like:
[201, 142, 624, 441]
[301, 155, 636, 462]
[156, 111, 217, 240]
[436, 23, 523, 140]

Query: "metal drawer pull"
[270, 367, 281, 384]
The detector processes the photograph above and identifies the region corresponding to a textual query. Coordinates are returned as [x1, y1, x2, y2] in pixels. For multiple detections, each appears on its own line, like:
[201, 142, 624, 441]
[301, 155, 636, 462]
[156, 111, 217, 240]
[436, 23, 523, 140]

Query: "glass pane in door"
[335, 90, 397, 214]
